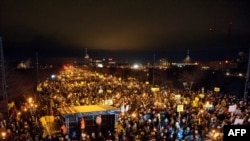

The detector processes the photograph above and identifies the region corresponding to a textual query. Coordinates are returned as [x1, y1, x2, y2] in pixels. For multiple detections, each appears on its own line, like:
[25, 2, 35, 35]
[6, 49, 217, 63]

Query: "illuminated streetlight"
[238, 73, 243, 77]
[1, 131, 6, 139]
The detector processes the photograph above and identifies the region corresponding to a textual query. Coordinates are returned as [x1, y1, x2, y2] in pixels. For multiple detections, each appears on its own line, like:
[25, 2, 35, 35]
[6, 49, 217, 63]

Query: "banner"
[214, 87, 220, 92]
[8, 101, 15, 110]
[104, 99, 113, 105]
[228, 105, 237, 112]
[234, 118, 244, 125]
[177, 105, 184, 112]
[45, 116, 54, 122]
[151, 87, 160, 92]
[199, 94, 205, 99]
[107, 89, 112, 93]
[175, 94, 181, 100]
[40, 117, 46, 126]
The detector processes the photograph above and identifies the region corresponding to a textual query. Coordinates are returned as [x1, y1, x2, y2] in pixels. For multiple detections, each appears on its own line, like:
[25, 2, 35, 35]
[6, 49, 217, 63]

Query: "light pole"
[244, 49, 250, 100]
[0, 37, 9, 118]
[36, 52, 40, 99]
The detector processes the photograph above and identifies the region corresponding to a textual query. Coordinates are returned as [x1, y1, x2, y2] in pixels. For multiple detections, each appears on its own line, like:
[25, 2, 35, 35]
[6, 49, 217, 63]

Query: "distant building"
[16, 59, 32, 70]
[106, 58, 116, 68]
[155, 58, 170, 69]
[83, 48, 90, 65]
[171, 50, 198, 68]
[84, 48, 89, 59]
[201, 60, 237, 70]
[92, 58, 104, 67]
[184, 49, 191, 64]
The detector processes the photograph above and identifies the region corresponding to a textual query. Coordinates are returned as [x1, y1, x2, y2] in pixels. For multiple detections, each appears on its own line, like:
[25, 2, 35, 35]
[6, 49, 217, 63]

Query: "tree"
[178, 67, 203, 92]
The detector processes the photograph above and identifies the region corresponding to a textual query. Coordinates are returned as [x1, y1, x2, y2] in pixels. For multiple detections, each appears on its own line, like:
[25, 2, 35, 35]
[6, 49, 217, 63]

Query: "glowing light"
[51, 74, 56, 79]
[27, 97, 33, 103]
[97, 64, 103, 68]
[200, 109, 204, 113]
[1, 132, 6, 138]
[132, 64, 139, 69]
[131, 113, 136, 118]
[214, 132, 219, 138]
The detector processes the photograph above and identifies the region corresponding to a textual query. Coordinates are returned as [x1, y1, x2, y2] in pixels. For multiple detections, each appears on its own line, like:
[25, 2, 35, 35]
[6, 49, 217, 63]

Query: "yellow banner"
[177, 105, 184, 112]
[214, 87, 220, 92]
[175, 94, 181, 100]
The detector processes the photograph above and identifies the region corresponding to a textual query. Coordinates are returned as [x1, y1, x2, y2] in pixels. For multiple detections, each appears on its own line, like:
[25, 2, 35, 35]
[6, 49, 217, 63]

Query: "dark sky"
[1, 0, 250, 62]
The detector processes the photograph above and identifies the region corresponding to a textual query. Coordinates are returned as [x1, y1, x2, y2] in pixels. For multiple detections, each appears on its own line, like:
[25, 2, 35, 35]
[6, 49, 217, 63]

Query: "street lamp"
[1, 131, 6, 140]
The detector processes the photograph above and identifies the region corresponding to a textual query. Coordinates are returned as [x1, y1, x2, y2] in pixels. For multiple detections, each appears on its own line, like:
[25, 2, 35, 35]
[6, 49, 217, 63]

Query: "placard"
[234, 118, 244, 125]
[214, 87, 220, 92]
[228, 105, 237, 112]
[177, 105, 184, 112]
[175, 94, 181, 100]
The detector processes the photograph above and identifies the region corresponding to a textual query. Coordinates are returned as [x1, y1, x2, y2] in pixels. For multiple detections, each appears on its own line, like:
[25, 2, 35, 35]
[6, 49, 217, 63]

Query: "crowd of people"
[1, 65, 250, 141]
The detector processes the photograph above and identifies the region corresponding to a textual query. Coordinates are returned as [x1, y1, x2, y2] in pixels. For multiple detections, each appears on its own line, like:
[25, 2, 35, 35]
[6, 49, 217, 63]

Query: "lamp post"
[0, 37, 9, 118]
[244, 49, 250, 100]
[1, 131, 7, 140]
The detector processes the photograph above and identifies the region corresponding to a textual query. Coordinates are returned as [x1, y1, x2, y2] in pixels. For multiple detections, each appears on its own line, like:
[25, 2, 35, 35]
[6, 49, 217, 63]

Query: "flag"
[8, 101, 15, 110]
[40, 117, 47, 126]
[80, 117, 85, 129]
[61, 124, 67, 135]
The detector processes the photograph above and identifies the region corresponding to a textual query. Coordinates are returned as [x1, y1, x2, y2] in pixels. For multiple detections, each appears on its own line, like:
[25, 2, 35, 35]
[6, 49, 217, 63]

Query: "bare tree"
[178, 67, 203, 92]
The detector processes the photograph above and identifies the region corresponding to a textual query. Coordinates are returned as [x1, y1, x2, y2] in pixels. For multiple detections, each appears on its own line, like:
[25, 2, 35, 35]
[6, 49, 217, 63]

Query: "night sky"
[1, 0, 250, 62]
